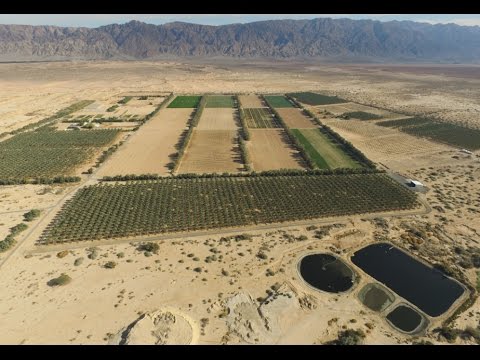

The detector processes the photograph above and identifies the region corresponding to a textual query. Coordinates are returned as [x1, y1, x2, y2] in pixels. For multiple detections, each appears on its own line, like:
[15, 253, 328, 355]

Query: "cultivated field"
[247, 129, 304, 171]
[322, 118, 453, 170]
[97, 108, 193, 176]
[205, 96, 234, 108]
[315, 102, 400, 118]
[377, 117, 480, 150]
[291, 129, 362, 169]
[177, 130, 241, 174]
[287, 92, 347, 105]
[238, 95, 265, 108]
[276, 108, 317, 129]
[264, 95, 294, 108]
[39, 173, 418, 244]
[243, 108, 280, 128]
[0, 129, 119, 181]
[168, 96, 201, 108]
[196, 108, 237, 130]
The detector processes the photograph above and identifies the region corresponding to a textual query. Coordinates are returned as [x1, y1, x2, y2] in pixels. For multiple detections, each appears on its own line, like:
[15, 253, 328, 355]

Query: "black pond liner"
[386, 304, 426, 334]
[299, 253, 355, 293]
[351, 243, 465, 317]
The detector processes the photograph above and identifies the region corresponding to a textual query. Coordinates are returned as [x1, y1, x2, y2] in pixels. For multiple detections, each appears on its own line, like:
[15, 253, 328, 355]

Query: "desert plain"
[0, 59, 479, 344]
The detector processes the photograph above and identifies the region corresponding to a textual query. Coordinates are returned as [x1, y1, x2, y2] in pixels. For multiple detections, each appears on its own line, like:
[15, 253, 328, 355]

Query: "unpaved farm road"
[27, 195, 431, 255]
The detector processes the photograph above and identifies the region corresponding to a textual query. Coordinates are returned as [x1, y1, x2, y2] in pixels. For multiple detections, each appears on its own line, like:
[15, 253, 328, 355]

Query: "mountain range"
[1, 18, 479, 62]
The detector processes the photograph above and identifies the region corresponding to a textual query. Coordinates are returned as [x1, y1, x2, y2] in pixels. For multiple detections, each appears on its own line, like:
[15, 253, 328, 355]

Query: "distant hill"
[1, 18, 479, 62]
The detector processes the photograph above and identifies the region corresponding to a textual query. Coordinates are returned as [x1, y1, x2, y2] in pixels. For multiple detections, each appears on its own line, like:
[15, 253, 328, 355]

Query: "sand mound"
[110, 309, 198, 345]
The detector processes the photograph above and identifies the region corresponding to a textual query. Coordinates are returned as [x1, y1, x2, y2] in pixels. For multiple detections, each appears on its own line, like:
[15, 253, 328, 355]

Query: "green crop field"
[38, 173, 417, 244]
[287, 92, 347, 105]
[264, 96, 294, 108]
[205, 96, 234, 108]
[341, 111, 383, 120]
[243, 108, 280, 128]
[291, 129, 363, 169]
[376, 117, 480, 150]
[167, 96, 202, 108]
[0, 129, 119, 181]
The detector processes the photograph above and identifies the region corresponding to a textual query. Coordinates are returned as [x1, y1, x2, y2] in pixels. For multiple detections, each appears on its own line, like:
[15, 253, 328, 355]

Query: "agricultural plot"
[243, 108, 280, 128]
[97, 108, 193, 176]
[340, 111, 383, 120]
[322, 118, 452, 170]
[177, 130, 241, 174]
[291, 129, 362, 169]
[0, 129, 119, 180]
[196, 109, 237, 130]
[38, 173, 418, 244]
[263, 96, 294, 108]
[377, 117, 480, 150]
[238, 95, 265, 108]
[287, 92, 347, 105]
[205, 96, 234, 108]
[276, 108, 317, 129]
[316, 103, 398, 118]
[167, 96, 202, 108]
[247, 129, 304, 171]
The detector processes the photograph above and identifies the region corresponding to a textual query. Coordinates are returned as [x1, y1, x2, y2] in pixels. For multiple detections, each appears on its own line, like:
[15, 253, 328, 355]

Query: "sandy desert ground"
[0, 60, 479, 345]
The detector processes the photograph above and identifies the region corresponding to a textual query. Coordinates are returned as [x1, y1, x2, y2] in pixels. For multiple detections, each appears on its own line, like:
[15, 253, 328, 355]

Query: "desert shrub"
[331, 329, 366, 345]
[74, 257, 84, 266]
[56, 250, 69, 258]
[23, 209, 41, 222]
[116, 252, 125, 258]
[104, 261, 117, 269]
[193, 267, 202, 273]
[434, 326, 461, 343]
[257, 252, 268, 260]
[47, 273, 72, 287]
[138, 242, 159, 254]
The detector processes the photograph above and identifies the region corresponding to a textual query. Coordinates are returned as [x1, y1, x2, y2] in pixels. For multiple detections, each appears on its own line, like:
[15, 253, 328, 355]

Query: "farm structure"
[287, 92, 347, 105]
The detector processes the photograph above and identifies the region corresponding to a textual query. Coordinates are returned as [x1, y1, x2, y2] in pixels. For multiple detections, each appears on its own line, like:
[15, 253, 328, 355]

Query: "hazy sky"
[0, 14, 479, 27]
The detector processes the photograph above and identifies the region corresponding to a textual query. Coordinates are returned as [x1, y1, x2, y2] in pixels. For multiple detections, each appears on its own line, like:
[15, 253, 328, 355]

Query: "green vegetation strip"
[168, 96, 202, 108]
[287, 92, 347, 105]
[294, 129, 362, 169]
[0, 223, 28, 252]
[263, 95, 294, 108]
[0, 129, 119, 182]
[291, 129, 330, 169]
[39, 173, 417, 244]
[377, 117, 480, 150]
[205, 95, 234, 108]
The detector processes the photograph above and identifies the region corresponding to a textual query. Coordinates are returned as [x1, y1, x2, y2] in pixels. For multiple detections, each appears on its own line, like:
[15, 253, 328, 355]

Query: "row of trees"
[0, 222, 28, 252]
[101, 167, 383, 181]
[171, 96, 206, 173]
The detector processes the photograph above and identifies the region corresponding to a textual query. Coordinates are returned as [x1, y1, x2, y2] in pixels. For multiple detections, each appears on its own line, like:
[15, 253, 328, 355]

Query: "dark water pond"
[299, 253, 355, 293]
[351, 243, 465, 317]
[386, 305, 423, 333]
